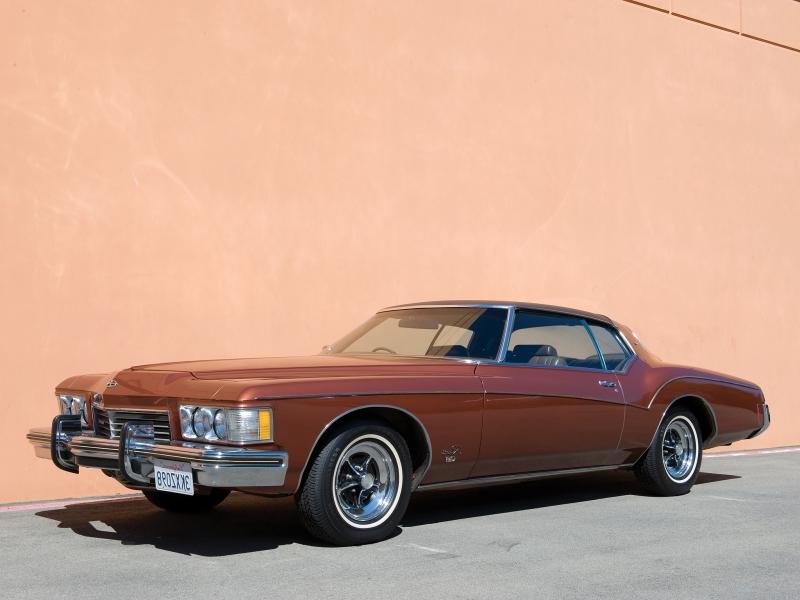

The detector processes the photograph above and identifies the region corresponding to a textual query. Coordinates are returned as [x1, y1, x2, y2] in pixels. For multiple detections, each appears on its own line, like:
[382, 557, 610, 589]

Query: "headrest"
[507, 344, 558, 362]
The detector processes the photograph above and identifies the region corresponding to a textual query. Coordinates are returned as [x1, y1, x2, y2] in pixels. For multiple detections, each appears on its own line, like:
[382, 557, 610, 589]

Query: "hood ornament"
[106, 379, 118, 388]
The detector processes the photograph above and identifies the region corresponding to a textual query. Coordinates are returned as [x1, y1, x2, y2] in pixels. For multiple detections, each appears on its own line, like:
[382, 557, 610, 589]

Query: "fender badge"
[106, 379, 118, 388]
[441, 445, 462, 463]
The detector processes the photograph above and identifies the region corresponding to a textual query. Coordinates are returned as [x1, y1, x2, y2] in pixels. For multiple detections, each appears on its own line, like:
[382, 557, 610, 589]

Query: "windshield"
[327, 307, 508, 360]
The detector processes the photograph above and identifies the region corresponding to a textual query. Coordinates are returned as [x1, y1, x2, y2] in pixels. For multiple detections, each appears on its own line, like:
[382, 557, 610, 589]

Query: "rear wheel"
[297, 422, 412, 546]
[142, 488, 230, 512]
[634, 410, 702, 495]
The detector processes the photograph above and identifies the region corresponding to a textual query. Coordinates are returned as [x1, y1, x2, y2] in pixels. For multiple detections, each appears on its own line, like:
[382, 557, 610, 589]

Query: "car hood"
[131, 354, 476, 381]
[102, 354, 482, 401]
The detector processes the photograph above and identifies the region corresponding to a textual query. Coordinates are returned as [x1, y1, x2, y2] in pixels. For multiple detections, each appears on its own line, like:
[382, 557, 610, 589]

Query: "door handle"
[598, 380, 617, 388]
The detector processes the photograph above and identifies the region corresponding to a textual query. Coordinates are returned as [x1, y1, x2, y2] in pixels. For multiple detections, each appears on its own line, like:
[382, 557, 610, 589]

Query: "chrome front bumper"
[27, 416, 288, 488]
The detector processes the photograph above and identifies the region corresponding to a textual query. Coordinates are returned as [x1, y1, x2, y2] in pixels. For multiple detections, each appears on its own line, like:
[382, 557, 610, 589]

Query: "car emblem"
[106, 379, 118, 388]
[441, 445, 461, 463]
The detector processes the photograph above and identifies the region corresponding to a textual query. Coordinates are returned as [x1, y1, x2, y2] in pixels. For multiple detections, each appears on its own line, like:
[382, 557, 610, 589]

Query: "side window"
[506, 311, 601, 369]
[588, 324, 631, 370]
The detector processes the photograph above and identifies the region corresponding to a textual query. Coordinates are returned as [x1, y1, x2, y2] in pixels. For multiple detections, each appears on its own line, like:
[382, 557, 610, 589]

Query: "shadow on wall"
[34, 470, 739, 555]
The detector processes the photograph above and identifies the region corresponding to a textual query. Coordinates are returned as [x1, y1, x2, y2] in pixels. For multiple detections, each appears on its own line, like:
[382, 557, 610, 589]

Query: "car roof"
[379, 300, 615, 325]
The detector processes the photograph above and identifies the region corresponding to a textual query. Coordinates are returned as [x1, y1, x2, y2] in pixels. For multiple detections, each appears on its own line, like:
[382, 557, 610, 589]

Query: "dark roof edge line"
[379, 300, 614, 325]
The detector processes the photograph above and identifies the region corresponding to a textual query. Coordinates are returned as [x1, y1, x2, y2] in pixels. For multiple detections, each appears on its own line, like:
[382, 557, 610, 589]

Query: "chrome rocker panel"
[27, 421, 288, 488]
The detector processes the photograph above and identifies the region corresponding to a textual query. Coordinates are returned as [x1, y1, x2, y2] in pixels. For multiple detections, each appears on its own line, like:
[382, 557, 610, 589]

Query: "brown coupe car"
[28, 301, 769, 545]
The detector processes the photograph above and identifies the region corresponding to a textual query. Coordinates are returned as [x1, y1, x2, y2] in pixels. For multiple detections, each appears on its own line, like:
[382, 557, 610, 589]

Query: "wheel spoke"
[337, 481, 360, 494]
[344, 459, 360, 476]
[362, 456, 373, 474]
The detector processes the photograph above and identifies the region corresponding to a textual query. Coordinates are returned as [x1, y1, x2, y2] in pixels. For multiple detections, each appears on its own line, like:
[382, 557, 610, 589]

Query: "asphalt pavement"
[2, 450, 798, 600]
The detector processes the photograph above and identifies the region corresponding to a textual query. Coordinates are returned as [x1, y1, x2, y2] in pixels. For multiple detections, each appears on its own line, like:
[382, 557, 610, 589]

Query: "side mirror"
[321, 345, 334, 354]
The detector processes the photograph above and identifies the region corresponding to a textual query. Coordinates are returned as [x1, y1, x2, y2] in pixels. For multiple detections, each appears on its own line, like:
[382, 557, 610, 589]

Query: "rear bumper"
[27, 417, 288, 488]
[748, 403, 771, 439]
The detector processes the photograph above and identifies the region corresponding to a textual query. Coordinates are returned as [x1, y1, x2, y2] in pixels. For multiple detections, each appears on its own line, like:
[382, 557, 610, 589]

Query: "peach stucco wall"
[1, 0, 798, 503]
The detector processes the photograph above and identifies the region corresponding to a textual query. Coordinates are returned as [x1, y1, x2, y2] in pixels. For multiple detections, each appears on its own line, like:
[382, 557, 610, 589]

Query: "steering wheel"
[371, 346, 397, 354]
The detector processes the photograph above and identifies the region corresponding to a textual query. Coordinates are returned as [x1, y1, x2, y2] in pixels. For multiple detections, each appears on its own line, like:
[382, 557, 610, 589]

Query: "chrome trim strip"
[292, 404, 434, 493]
[94, 407, 171, 414]
[322, 352, 482, 364]
[477, 359, 637, 376]
[481, 391, 624, 405]
[496, 306, 515, 363]
[645, 376, 760, 410]
[252, 389, 481, 401]
[66, 435, 287, 465]
[583, 320, 608, 371]
[416, 464, 634, 492]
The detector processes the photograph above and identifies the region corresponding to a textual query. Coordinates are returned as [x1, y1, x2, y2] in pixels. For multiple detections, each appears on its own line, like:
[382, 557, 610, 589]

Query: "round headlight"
[192, 407, 216, 439]
[213, 410, 227, 439]
[180, 406, 196, 438]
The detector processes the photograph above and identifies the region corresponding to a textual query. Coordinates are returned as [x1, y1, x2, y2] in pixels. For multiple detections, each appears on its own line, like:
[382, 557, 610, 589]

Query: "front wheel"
[142, 488, 230, 512]
[634, 410, 703, 495]
[296, 422, 412, 545]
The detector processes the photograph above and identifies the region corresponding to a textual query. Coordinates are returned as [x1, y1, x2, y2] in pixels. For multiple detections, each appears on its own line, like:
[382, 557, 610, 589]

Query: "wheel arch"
[297, 405, 433, 493]
[658, 394, 718, 449]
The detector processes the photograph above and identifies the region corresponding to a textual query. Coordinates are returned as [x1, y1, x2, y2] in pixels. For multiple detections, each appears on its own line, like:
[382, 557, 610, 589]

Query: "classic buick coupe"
[28, 301, 769, 545]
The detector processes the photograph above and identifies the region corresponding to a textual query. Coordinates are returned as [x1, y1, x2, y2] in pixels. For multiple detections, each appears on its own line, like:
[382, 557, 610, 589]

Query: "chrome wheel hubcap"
[662, 417, 698, 483]
[333, 437, 399, 525]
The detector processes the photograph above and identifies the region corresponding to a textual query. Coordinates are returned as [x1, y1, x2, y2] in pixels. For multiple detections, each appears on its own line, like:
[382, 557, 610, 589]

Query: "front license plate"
[153, 460, 194, 496]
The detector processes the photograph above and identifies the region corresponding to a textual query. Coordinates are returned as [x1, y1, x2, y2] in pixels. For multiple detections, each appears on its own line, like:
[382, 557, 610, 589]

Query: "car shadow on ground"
[35, 469, 739, 556]
[404, 469, 739, 527]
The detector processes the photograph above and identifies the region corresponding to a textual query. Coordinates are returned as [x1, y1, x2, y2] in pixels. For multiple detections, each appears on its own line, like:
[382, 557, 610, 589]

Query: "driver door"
[472, 310, 626, 477]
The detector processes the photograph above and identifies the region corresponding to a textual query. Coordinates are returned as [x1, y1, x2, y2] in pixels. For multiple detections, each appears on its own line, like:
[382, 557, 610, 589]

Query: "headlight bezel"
[56, 392, 88, 427]
[179, 405, 273, 445]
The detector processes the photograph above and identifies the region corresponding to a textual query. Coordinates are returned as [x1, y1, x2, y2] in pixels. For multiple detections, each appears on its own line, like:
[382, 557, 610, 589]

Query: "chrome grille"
[93, 407, 172, 443]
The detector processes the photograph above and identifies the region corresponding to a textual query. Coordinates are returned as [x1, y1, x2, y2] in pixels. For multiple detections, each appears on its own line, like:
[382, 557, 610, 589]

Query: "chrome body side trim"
[291, 404, 434, 493]
[645, 376, 761, 410]
[496, 306, 516, 363]
[583, 320, 608, 371]
[26, 426, 288, 488]
[416, 464, 634, 492]
[480, 356, 639, 376]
